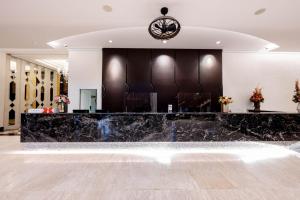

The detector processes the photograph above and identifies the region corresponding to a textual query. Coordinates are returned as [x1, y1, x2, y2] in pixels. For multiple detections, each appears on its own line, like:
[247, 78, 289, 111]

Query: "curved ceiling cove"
[48, 26, 279, 52]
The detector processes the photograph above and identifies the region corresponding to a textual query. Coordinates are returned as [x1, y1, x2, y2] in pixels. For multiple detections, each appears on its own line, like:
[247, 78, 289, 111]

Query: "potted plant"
[292, 80, 300, 113]
[218, 96, 233, 112]
[54, 95, 70, 113]
[250, 87, 264, 112]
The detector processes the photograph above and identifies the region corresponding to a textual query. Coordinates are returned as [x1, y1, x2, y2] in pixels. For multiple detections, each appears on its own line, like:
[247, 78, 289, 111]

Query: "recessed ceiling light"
[254, 8, 266, 15]
[162, 40, 167, 44]
[108, 40, 113, 43]
[216, 41, 221, 45]
[264, 43, 280, 51]
[47, 41, 60, 48]
[25, 65, 31, 72]
[64, 44, 68, 48]
[102, 5, 113, 12]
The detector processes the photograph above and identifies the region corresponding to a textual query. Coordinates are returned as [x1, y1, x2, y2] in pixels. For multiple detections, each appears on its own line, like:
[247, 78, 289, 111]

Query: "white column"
[68, 49, 103, 113]
[0, 52, 6, 130]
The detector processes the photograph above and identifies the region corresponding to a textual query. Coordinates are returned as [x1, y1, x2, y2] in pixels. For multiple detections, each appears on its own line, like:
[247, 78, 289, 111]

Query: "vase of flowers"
[250, 87, 264, 112]
[292, 80, 300, 113]
[218, 96, 233, 112]
[54, 95, 70, 113]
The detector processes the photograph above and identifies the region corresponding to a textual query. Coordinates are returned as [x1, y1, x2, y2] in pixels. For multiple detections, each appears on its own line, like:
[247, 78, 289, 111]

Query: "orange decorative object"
[43, 107, 54, 114]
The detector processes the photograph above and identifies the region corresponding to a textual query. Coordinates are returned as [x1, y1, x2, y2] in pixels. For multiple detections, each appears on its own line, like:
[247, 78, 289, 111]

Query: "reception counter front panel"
[21, 113, 300, 142]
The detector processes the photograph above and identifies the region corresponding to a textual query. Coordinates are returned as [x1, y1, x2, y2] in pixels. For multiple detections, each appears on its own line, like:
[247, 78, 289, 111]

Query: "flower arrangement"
[250, 87, 264, 103]
[218, 96, 233, 112]
[218, 96, 233, 105]
[54, 95, 70, 104]
[292, 80, 300, 103]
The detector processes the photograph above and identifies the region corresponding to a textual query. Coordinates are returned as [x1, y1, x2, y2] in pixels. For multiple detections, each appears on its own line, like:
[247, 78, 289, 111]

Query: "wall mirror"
[8, 109, 15, 125]
[41, 69, 45, 80]
[9, 81, 16, 101]
[50, 88, 54, 102]
[40, 86, 45, 102]
[50, 71, 54, 81]
[24, 84, 30, 101]
[80, 89, 97, 113]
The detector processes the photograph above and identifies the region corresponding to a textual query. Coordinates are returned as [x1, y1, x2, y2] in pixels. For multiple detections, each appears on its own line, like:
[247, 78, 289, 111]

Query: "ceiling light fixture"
[108, 40, 113, 43]
[216, 41, 221, 45]
[264, 43, 280, 51]
[47, 41, 60, 48]
[162, 40, 167, 44]
[102, 5, 113, 12]
[25, 65, 31, 72]
[10, 60, 17, 72]
[255, 8, 266, 15]
[148, 7, 181, 42]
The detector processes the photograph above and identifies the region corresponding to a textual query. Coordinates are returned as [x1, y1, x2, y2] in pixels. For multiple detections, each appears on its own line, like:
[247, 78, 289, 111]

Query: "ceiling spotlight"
[162, 40, 167, 44]
[64, 44, 68, 48]
[255, 8, 266, 15]
[47, 41, 60, 48]
[264, 43, 279, 51]
[216, 41, 221, 45]
[108, 40, 113, 43]
[102, 5, 113, 12]
[25, 65, 31, 72]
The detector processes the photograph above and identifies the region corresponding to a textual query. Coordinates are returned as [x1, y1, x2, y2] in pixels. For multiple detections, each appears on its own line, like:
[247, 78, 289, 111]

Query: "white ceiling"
[49, 26, 277, 51]
[8, 50, 68, 71]
[0, 0, 300, 51]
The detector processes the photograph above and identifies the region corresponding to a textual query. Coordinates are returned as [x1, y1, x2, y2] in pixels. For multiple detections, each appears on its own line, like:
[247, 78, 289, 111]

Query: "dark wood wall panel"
[127, 49, 152, 92]
[198, 50, 223, 111]
[175, 50, 199, 92]
[151, 49, 177, 112]
[102, 49, 127, 112]
[151, 49, 176, 86]
[103, 49, 127, 85]
[199, 50, 222, 89]
[102, 84, 126, 112]
[102, 48, 222, 112]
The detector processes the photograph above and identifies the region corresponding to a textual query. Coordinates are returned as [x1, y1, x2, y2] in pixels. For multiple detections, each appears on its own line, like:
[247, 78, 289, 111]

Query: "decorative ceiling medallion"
[148, 7, 181, 41]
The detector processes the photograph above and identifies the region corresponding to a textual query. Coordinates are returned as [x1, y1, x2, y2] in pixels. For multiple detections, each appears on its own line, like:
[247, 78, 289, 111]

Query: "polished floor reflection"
[0, 136, 300, 200]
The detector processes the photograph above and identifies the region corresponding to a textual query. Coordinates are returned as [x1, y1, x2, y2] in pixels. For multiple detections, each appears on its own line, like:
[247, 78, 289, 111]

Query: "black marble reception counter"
[21, 113, 300, 142]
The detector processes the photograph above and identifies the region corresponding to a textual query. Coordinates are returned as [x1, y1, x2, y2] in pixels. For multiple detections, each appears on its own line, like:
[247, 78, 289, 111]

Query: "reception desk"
[21, 113, 300, 142]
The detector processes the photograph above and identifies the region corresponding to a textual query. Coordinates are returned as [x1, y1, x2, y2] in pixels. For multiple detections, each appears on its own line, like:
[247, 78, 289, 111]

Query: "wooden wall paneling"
[199, 49, 223, 111]
[174, 49, 199, 92]
[126, 49, 152, 92]
[102, 48, 223, 112]
[151, 49, 177, 112]
[102, 49, 127, 112]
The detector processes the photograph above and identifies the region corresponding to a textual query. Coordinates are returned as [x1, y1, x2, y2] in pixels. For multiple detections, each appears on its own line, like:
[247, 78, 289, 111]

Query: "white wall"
[0, 53, 6, 128]
[66, 49, 300, 113]
[68, 49, 102, 112]
[223, 52, 300, 113]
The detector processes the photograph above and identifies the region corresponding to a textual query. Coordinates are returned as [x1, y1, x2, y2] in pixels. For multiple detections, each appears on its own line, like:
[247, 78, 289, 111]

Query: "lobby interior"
[0, 0, 300, 199]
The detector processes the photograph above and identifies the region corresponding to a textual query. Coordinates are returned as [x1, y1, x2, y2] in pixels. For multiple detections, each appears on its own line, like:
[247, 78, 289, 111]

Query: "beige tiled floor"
[0, 136, 299, 200]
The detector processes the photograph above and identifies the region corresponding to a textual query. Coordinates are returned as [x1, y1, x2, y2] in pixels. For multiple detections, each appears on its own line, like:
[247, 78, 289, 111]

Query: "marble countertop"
[21, 111, 300, 142]
[22, 112, 299, 115]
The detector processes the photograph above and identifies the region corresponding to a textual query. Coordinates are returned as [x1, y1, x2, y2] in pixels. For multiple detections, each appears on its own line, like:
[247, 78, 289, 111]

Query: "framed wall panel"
[151, 49, 177, 112]
[103, 48, 222, 112]
[175, 49, 199, 92]
[126, 49, 152, 92]
[102, 49, 127, 112]
[4, 56, 60, 130]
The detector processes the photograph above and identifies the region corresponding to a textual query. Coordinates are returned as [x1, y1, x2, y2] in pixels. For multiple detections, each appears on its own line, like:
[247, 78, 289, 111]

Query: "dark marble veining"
[21, 113, 300, 142]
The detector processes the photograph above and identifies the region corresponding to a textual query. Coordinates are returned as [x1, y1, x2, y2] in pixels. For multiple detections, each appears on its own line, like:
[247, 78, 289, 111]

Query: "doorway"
[80, 89, 97, 113]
